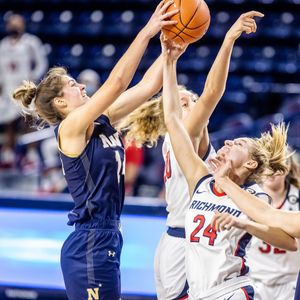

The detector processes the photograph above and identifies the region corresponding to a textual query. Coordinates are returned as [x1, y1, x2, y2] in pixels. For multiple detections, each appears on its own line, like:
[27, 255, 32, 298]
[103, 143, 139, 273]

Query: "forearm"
[107, 55, 163, 123]
[185, 38, 235, 139]
[107, 29, 152, 92]
[203, 37, 234, 97]
[163, 58, 181, 124]
[245, 220, 298, 251]
[218, 177, 276, 223]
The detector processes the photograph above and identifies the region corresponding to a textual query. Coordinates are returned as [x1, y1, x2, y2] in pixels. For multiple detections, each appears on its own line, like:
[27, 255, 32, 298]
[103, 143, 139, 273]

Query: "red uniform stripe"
[241, 287, 250, 300]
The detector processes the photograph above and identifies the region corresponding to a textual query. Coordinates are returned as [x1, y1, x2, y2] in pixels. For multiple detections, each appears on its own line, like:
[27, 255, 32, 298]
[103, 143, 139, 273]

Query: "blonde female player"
[213, 154, 300, 300]
[161, 11, 297, 300]
[11, 2, 180, 299]
[246, 150, 300, 300]
[118, 12, 266, 299]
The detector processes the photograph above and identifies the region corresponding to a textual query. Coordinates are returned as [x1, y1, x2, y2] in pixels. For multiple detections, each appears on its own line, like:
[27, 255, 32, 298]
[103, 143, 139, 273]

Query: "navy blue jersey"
[55, 114, 125, 225]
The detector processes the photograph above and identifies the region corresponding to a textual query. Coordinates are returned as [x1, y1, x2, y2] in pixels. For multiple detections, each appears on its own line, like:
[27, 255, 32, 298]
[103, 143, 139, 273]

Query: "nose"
[79, 83, 86, 90]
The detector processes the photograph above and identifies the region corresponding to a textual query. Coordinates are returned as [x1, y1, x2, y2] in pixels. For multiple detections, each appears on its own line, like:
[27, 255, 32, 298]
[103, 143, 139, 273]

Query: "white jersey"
[162, 133, 216, 228]
[185, 175, 268, 300]
[0, 33, 48, 123]
[247, 183, 300, 286]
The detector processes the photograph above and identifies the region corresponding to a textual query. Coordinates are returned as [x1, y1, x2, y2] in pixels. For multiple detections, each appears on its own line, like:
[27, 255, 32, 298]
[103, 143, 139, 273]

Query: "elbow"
[108, 75, 127, 95]
[164, 113, 178, 131]
[203, 86, 225, 99]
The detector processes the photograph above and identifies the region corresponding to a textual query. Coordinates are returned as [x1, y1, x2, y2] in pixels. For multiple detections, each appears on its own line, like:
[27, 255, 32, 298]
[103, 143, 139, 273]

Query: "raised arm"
[184, 11, 264, 147]
[162, 38, 209, 195]
[63, 1, 178, 133]
[105, 55, 163, 125]
[211, 211, 298, 251]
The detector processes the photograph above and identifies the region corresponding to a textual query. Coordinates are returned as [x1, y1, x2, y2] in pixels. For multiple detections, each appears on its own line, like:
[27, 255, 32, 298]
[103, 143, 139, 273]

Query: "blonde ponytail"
[248, 122, 289, 182]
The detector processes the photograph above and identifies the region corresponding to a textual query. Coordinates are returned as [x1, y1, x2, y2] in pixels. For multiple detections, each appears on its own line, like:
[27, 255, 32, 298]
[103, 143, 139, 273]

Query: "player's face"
[217, 138, 253, 169]
[215, 140, 234, 161]
[62, 76, 89, 109]
[262, 172, 286, 190]
[179, 90, 197, 120]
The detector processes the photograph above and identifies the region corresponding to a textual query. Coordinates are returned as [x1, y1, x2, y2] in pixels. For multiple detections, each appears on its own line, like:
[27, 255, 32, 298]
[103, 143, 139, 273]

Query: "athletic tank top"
[55, 115, 125, 225]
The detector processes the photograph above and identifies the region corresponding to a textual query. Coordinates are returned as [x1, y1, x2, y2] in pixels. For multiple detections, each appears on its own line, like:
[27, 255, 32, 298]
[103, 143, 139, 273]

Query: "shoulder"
[287, 184, 300, 205]
[245, 182, 272, 204]
[95, 114, 114, 128]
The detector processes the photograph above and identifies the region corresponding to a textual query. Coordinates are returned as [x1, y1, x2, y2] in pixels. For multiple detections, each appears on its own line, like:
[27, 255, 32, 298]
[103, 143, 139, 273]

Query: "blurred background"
[0, 0, 299, 299]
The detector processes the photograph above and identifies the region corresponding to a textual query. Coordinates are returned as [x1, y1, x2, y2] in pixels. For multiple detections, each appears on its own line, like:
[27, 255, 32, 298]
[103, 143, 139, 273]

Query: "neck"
[231, 167, 251, 186]
[262, 182, 286, 207]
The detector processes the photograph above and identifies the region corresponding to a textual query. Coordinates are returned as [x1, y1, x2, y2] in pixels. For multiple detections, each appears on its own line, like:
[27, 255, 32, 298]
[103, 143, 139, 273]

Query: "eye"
[68, 79, 77, 87]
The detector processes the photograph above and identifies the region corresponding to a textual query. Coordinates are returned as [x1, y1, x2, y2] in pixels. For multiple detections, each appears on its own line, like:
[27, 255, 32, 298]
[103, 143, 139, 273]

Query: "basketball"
[162, 0, 210, 44]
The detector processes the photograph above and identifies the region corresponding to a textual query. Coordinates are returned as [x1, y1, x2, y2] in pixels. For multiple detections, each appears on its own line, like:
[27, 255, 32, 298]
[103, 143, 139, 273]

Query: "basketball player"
[118, 11, 267, 300]
[248, 150, 300, 299]
[160, 14, 297, 299]
[211, 149, 300, 299]
[11, 2, 179, 299]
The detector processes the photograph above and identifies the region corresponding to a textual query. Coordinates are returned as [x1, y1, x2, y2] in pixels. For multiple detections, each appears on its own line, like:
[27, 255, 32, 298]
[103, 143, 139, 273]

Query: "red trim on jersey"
[212, 183, 227, 197]
[178, 295, 188, 300]
[275, 183, 290, 209]
[164, 150, 171, 182]
[241, 287, 250, 300]
[276, 198, 286, 209]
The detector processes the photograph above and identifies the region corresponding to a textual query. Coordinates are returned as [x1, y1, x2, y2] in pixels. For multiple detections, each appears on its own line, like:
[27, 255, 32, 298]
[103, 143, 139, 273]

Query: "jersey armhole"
[56, 121, 81, 158]
[202, 143, 212, 161]
[192, 174, 213, 195]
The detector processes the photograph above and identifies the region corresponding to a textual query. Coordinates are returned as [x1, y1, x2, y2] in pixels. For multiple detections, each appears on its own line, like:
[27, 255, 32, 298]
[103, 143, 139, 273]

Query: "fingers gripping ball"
[162, 0, 210, 44]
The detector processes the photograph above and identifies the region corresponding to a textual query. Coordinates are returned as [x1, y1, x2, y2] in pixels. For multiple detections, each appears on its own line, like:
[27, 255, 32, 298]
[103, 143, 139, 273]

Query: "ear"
[53, 97, 66, 109]
[244, 159, 258, 171]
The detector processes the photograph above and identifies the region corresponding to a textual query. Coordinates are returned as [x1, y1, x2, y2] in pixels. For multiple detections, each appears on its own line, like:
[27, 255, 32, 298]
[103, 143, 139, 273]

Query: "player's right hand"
[143, 0, 179, 38]
[211, 211, 247, 231]
[225, 11, 264, 41]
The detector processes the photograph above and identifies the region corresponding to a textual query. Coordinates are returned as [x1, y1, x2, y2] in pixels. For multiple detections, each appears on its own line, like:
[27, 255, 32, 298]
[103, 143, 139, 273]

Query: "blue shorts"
[61, 219, 123, 300]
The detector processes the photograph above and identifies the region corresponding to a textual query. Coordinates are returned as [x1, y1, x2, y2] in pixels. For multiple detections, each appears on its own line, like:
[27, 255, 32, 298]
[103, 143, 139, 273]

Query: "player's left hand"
[225, 10, 264, 41]
[160, 33, 188, 61]
[211, 211, 247, 231]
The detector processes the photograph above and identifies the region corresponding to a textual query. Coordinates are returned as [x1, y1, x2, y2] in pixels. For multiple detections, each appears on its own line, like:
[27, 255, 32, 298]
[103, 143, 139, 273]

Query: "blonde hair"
[117, 94, 166, 147]
[247, 123, 289, 183]
[12, 67, 67, 127]
[117, 85, 198, 147]
[286, 149, 300, 189]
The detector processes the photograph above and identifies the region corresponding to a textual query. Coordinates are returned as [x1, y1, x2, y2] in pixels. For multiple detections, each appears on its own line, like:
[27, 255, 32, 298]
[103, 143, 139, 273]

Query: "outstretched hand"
[144, 0, 180, 38]
[210, 157, 238, 184]
[211, 211, 247, 231]
[225, 10, 264, 41]
[160, 34, 188, 61]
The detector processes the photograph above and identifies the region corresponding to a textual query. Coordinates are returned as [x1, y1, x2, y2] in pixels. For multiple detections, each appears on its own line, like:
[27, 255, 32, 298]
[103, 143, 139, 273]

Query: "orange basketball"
[162, 0, 210, 44]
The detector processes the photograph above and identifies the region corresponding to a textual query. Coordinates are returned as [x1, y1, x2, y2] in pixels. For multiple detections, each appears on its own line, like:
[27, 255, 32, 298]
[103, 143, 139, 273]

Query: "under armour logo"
[108, 250, 116, 257]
